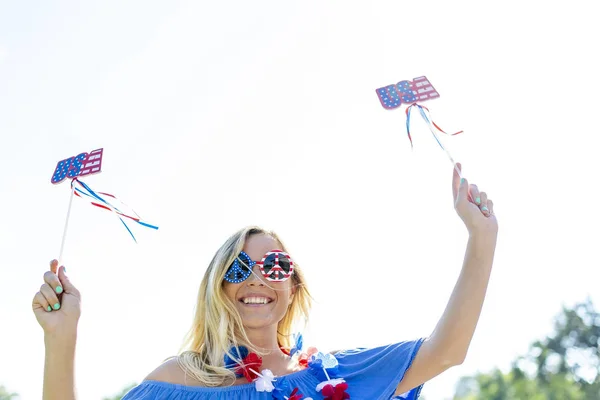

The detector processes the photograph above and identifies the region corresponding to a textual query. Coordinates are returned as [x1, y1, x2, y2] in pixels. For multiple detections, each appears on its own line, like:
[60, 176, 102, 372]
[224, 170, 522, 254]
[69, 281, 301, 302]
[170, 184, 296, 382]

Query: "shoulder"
[144, 356, 191, 385]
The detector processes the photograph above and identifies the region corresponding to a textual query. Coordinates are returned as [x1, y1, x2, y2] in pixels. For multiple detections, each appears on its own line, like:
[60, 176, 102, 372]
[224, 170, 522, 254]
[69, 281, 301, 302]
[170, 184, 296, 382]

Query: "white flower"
[254, 369, 276, 392]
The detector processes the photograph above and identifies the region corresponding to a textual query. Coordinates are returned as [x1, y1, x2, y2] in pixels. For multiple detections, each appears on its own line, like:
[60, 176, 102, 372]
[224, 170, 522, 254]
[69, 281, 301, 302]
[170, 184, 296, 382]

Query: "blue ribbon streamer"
[71, 178, 158, 242]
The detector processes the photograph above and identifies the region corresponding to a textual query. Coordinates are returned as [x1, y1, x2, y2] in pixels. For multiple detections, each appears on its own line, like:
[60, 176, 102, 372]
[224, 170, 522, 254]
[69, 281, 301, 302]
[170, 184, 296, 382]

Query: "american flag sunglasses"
[224, 250, 295, 283]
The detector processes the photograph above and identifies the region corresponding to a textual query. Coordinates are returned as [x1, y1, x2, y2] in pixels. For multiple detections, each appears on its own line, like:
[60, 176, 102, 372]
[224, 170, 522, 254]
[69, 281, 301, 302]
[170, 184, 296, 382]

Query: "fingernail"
[63, 267, 67, 273]
[53, 303, 61, 310]
[47, 306, 52, 312]
[55, 286, 63, 294]
[460, 178, 465, 184]
[476, 197, 481, 204]
[482, 206, 489, 212]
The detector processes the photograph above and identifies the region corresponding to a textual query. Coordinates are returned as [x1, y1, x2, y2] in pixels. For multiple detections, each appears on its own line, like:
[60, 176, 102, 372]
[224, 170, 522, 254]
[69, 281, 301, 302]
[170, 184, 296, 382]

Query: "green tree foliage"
[0, 386, 18, 400]
[102, 382, 137, 400]
[454, 298, 600, 400]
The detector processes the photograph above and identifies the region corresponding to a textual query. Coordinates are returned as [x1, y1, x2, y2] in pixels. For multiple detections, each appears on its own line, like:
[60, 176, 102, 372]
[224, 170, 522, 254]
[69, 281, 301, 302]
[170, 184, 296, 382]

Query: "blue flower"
[272, 380, 293, 400]
[223, 346, 249, 372]
[290, 333, 303, 357]
[308, 358, 340, 379]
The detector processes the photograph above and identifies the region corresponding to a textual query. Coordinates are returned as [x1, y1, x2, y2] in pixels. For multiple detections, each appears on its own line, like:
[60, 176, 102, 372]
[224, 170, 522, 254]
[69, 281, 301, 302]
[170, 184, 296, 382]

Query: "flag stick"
[58, 181, 75, 265]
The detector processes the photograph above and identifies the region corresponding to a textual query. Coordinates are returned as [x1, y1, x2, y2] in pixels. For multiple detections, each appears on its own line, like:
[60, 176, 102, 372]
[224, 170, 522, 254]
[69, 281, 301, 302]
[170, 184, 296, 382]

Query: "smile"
[239, 296, 274, 305]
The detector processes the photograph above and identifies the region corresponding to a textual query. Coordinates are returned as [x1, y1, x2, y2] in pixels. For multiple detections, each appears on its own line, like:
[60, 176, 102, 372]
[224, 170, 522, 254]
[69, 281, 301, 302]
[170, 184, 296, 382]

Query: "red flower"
[322, 382, 350, 400]
[287, 387, 304, 400]
[298, 353, 309, 368]
[235, 353, 262, 382]
[298, 347, 318, 368]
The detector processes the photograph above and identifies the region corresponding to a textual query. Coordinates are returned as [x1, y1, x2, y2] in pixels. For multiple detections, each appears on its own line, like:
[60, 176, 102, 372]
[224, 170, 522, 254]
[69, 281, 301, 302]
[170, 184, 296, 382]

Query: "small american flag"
[51, 148, 104, 184]
[376, 76, 439, 110]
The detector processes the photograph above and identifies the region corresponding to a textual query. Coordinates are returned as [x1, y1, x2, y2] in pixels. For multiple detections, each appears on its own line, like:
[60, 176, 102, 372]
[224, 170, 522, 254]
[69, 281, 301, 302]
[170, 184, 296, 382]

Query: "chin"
[242, 319, 275, 330]
[236, 306, 286, 330]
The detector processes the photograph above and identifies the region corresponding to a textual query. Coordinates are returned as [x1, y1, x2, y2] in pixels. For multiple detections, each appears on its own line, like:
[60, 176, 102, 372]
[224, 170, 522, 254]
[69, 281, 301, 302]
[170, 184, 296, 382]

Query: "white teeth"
[242, 297, 270, 304]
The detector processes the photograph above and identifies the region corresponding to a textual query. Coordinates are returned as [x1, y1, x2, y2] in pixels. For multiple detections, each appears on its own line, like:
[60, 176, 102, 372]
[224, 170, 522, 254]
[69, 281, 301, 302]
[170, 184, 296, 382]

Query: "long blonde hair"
[176, 226, 312, 386]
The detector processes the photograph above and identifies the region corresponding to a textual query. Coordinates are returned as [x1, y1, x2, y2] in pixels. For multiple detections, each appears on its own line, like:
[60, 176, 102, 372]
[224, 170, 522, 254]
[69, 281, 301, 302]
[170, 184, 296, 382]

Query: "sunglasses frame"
[224, 249, 295, 283]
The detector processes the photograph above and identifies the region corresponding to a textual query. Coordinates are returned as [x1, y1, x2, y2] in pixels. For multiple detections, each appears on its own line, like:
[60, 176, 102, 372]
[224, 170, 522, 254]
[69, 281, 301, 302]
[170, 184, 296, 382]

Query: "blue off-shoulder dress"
[122, 338, 425, 400]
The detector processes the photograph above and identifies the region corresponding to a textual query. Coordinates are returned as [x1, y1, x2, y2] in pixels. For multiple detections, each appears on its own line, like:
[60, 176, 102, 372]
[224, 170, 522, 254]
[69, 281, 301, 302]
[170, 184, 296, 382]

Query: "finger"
[50, 259, 58, 274]
[58, 266, 79, 297]
[33, 291, 52, 312]
[455, 176, 470, 210]
[40, 283, 61, 311]
[487, 199, 494, 215]
[469, 184, 481, 206]
[44, 270, 64, 296]
[452, 163, 462, 201]
[479, 192, 490, 216]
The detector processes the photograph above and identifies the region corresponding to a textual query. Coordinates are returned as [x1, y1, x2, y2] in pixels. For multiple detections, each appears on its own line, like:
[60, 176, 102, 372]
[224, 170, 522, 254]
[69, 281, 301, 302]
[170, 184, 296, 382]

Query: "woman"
[32, 165, 498, 399]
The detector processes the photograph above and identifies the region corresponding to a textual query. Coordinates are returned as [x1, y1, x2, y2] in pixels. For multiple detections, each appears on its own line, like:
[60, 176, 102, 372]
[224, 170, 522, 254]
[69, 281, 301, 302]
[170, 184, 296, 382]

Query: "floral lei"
[224, 333, 350, 400]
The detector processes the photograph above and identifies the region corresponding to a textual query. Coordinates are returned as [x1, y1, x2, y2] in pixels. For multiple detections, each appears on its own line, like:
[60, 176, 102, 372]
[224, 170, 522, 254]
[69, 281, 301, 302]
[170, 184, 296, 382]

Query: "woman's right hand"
[32, 260, 81, 335]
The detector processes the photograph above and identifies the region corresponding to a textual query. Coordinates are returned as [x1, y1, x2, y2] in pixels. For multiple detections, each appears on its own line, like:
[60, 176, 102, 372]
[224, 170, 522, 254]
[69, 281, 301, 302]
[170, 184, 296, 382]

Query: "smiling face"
[223, 234, 295, 330]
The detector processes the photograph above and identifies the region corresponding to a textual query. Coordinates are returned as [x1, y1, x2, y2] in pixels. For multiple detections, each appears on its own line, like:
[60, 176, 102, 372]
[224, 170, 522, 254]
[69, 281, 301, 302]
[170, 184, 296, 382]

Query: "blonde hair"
[176, 226, 312, 386]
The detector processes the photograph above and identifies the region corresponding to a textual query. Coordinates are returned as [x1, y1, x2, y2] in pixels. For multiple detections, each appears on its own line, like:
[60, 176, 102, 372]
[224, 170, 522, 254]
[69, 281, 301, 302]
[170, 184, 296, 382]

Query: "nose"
[245, 266, 265, 286]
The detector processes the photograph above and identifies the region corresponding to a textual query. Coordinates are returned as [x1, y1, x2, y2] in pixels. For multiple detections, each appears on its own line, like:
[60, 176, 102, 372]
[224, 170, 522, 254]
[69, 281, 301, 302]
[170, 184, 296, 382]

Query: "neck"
[244, 324, 281, 353]
[243, 325, 297, 374]
[246, 325, 298, 376]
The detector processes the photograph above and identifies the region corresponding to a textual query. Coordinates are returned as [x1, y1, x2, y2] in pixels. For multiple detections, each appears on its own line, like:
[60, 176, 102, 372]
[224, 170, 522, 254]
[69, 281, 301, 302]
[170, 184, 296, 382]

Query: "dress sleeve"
[334, 338, 425, 400]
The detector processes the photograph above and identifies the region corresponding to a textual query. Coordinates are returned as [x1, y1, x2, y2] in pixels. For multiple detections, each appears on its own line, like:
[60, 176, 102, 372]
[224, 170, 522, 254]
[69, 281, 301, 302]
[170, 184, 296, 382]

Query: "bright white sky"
[1, 1, 599, 399]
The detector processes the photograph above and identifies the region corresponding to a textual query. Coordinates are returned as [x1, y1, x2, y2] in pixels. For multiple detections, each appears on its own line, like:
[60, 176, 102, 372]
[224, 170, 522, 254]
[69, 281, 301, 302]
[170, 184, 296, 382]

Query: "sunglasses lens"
[262, 252, 292, 281]
[224, 253, 252, 283]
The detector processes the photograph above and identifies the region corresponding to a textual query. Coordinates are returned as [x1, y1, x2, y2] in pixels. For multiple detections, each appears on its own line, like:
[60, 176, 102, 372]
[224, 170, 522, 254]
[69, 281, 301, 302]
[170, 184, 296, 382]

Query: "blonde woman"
[33, 165, 498, 399]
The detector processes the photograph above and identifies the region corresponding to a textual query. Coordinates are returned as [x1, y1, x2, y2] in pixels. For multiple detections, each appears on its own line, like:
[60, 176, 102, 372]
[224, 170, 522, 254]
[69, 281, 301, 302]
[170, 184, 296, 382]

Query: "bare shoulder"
[144, 357, 190, 385]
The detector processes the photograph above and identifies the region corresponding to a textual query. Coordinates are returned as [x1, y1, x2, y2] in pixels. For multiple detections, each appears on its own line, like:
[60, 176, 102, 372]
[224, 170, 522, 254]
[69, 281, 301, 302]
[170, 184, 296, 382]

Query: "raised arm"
[32, 260, 81, 400]
[396, 163, 498, 395]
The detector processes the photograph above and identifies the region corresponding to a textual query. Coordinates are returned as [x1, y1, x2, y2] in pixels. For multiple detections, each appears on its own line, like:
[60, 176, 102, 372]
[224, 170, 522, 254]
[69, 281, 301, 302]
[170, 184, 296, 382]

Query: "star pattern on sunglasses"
[224, 252, 255, 283]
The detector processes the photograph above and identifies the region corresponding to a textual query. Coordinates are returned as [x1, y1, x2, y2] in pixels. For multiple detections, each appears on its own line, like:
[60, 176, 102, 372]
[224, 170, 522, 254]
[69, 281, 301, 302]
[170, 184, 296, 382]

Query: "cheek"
[222, 283, 238, 302]
[273, 296, 291, 318]
[278, 285, 294, 307]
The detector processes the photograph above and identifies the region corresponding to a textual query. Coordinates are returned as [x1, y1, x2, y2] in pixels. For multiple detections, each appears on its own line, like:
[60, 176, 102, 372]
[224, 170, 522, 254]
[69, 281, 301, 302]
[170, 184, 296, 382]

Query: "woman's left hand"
[452, 163, 498, 235]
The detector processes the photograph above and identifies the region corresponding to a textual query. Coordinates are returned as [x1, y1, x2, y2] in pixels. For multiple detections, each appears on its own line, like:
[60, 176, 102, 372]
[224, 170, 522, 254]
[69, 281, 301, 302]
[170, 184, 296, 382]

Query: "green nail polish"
[53, 303, 60, 310]
[482, 206, 489, 212]
[476, 197, 481, 204]
[460, 178, 465, 184]
[56, 286, 63, 294]
[47, 306, 52, 312]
